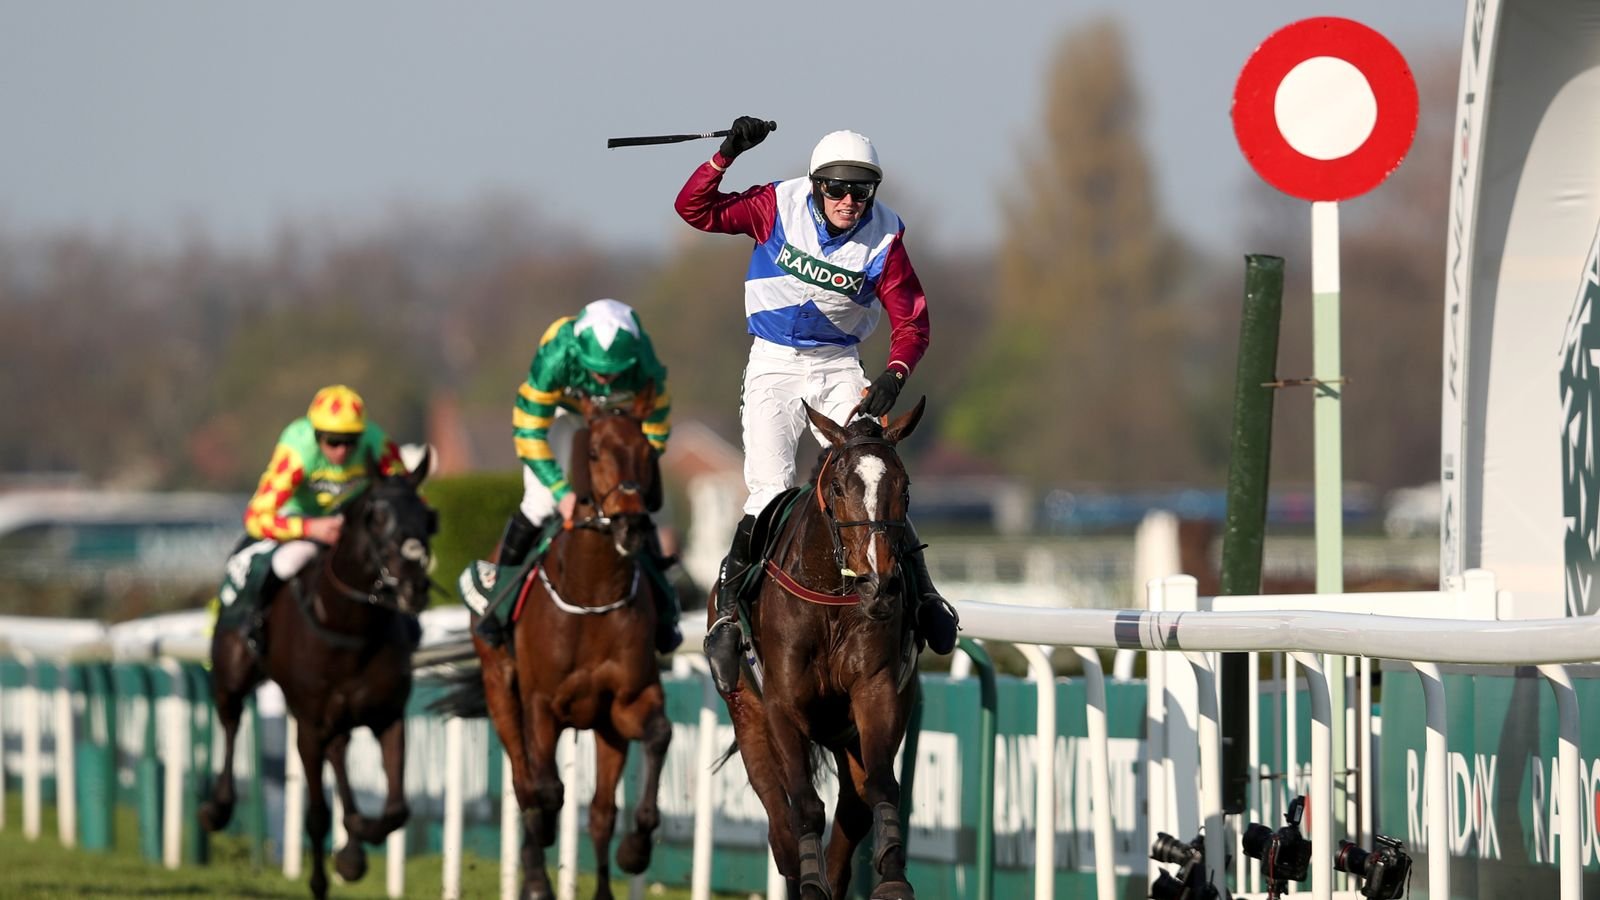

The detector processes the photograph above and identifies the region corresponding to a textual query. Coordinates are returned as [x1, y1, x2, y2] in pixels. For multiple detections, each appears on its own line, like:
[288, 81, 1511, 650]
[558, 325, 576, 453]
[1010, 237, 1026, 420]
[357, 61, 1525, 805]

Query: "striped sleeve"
[643, 388, 672, 453]
[513, 351, 570, 499]
[244, 444, 308, 540]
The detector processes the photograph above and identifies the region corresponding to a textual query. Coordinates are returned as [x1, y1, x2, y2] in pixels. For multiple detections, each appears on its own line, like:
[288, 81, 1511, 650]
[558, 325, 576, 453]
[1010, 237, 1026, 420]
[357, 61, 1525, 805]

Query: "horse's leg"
[363, 714, 410, 840]
[517, 699, 562, 900]
[729, 692, 802, 893]
[854, 679, 915, 900]
[588, 729, 627, 900]
[297, 726, 333, 900]
[198, 632, 262, 832]
[324, 732, 369, 883]
[764, 707, 831, 900]
[609, 685, 671, 877]
[824, 749, 874, 900]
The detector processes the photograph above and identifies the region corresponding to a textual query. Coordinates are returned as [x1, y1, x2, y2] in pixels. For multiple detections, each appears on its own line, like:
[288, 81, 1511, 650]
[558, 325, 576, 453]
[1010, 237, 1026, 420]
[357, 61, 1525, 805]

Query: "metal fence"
[2, 568, 1595, 899]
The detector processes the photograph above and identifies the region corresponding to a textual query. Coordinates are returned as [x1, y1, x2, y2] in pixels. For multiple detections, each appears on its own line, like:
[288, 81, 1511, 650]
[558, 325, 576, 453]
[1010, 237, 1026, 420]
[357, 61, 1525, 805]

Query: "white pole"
[1073, 647, 1114, 900]
[1018, 644, 1055, 900]
[1143, 579, 1167, 891]
[160, 659, 185, 869]
[21, 655, 40, 841]
[1414, 663, 1450, 900]
[692, 662, 717, 900]
[1538, 664, 1582, 900]
[386, 818, 405, 899]
[442, 715, 465, 900]
[502, 752, 520, 900]
[283, 715, 304, 879]
[331, 791, 346, 859]
[767, 853, 785, 900]
[1359, 656, 1373, 847]
[1185, 652, 1226, 900]
[53, 663, 76, 848]
[1290, 652, 1331, 900]
[1244, 650, 1260, 890]
[557, 730, 578, 900]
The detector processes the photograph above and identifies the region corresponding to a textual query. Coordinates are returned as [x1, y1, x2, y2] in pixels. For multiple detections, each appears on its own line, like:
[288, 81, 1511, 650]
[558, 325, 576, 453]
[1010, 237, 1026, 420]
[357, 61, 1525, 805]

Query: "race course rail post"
[1221, 253, 1284, 816]
[956, 637, 998, 900]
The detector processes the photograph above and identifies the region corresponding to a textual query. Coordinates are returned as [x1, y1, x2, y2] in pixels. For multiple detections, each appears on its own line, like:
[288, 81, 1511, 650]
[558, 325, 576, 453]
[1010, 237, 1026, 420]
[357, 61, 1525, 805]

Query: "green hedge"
[421, 471, 523, 607]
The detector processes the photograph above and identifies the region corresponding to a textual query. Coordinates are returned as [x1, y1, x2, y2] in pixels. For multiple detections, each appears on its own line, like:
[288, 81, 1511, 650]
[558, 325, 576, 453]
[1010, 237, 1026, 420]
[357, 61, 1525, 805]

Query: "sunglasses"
[318, 433, 360, 449]
[817, 179, 877, 202]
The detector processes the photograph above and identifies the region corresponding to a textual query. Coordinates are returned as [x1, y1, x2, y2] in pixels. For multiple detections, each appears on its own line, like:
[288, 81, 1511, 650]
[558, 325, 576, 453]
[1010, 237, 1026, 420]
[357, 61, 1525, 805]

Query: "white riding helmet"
[809, 130, 882, 183]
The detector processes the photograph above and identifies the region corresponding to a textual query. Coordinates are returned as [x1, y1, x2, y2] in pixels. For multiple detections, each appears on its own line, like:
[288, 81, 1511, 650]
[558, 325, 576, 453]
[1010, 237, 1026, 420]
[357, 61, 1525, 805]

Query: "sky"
[0, 1, 1464, 256]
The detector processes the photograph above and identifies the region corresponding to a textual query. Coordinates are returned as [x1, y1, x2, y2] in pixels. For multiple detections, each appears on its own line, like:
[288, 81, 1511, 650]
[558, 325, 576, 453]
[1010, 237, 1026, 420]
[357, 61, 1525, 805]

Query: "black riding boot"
[474, 511, 541, 648]
[704, 514, 757, 694]
[245, 572, 282, 658]
[904, 524, 959, 655]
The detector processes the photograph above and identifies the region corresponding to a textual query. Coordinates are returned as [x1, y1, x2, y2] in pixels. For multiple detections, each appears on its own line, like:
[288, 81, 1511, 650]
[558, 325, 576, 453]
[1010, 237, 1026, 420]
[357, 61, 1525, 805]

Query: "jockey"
[473, 298, 681, 653]
[222, 384, 406, 649]
[675, 116, 960, 694]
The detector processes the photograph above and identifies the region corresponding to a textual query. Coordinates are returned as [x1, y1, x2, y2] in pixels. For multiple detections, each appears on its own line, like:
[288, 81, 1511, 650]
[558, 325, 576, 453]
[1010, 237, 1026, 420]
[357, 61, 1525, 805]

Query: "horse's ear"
[803, 401, 848, 447]
[631, 382, 656, 421]
[404, 443, 436, 486]
[883, 396, 926, 445]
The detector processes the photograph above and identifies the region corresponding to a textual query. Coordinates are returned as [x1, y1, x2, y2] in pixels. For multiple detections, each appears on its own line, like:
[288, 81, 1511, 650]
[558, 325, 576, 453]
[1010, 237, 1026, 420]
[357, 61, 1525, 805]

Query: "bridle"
[813, 434, 910, 593]
[320, 494, 438, 614]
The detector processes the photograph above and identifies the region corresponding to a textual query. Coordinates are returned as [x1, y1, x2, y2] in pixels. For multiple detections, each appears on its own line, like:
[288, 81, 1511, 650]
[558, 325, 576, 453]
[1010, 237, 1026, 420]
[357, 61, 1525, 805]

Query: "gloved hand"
[719, 116, 773, 162]
[860, 369, 906, 417]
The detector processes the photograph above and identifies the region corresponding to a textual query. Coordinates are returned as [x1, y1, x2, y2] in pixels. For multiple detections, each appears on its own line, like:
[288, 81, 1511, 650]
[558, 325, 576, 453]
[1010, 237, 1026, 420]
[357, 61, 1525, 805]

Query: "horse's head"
[340, 447, 440, 615]
[804, 397, 926, 621]
[574, 384, 660, 557]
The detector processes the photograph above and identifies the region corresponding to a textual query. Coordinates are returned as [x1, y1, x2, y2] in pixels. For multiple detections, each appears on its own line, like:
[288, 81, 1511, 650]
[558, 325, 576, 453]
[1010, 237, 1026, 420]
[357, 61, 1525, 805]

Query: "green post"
[958, 638, 998, 900]
[130, 665, 163, 863]
[71, 664, 117, 852]
[245, 692, 267, 868]
[1220, 254, 1284, 814]
[184, 663, 211, 864]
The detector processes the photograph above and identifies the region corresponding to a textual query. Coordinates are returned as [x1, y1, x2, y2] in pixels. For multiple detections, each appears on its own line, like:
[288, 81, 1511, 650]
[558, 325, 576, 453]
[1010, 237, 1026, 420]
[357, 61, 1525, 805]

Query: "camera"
[1148, 831, 1219, 900]
[1334, 834, 1413, 899]
[1241, 795, 1312, 897]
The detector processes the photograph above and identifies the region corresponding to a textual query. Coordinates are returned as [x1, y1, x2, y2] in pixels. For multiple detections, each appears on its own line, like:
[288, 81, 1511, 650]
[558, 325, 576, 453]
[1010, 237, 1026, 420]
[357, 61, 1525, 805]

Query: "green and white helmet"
[574, 298, 643, 375]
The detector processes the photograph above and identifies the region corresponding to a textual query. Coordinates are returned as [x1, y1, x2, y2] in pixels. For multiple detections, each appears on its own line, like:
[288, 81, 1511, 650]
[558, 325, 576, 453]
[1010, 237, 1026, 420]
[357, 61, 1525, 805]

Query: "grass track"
[0, 794, 743, 899]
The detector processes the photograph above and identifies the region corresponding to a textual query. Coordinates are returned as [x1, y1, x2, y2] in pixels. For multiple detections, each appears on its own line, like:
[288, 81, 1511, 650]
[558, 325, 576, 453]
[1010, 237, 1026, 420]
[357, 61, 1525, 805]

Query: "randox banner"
[1379, 664, 1600, 897]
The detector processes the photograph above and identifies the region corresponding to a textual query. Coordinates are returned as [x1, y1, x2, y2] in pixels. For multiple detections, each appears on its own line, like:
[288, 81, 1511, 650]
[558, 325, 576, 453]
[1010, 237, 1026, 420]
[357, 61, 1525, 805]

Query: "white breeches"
[271, 540, 321, 579]
[740, 338, 870, 516]
[519, 410, 582, 523]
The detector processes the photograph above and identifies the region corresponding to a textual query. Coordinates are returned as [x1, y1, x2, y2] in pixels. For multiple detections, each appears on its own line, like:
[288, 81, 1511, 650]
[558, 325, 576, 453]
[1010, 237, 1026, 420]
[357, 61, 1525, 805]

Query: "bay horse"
[442, 386, 672, 900]
[719, 398, 927, 900]
[201, 453, 438, 899]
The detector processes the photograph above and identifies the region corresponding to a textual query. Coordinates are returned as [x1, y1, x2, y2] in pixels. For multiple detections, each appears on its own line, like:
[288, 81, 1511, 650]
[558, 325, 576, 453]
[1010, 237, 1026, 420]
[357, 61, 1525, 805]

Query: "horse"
[200, 453, 438, 899]
[717, 398, 927, 900]
[440, 385, 672, 900]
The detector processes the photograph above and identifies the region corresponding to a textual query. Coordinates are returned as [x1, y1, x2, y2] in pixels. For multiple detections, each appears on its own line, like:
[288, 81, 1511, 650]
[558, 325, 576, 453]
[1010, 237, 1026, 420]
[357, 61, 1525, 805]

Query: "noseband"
[322, 498, 434, 614]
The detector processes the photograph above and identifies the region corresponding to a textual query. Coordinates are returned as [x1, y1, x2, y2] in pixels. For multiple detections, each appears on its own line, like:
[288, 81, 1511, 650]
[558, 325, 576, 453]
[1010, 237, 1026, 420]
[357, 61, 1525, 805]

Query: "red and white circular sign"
[1232, 17, 1418, 202]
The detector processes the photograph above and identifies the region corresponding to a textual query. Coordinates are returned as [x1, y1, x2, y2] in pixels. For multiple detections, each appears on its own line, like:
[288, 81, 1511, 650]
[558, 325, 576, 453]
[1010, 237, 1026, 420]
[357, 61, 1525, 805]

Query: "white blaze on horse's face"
[855, 455, 888, 572]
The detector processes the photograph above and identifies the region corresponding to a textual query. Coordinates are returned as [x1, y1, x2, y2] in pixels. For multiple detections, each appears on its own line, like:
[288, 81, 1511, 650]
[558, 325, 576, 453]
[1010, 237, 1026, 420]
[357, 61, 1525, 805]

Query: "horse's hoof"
[520, 883, 555, 900]
[800, 884, 833, 900]
[870, 880, 915, 900]
[334, 842, 368, 882]
[616, 832, 653, 874]
[198, 800, 232, 833]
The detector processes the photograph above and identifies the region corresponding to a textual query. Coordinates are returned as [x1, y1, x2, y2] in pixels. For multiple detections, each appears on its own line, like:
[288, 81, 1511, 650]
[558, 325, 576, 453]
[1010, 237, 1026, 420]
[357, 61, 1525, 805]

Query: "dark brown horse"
[445, 387, 671, 900]
[201, 455, 438, 899]
[718, 399, 926, 900]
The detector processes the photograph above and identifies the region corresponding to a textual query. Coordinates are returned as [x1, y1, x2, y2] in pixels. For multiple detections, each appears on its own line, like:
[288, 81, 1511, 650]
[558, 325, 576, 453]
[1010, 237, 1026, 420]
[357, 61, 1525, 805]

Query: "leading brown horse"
[202, 453, 438, 899]
[442, 387, 672, 900]
[719, 399, 926, 900]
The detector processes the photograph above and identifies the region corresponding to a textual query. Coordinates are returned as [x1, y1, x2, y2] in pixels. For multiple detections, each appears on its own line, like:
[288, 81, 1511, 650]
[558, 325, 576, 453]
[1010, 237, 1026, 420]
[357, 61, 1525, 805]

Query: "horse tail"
[427, 665, 490, 719]
[712, 738, 740, 773]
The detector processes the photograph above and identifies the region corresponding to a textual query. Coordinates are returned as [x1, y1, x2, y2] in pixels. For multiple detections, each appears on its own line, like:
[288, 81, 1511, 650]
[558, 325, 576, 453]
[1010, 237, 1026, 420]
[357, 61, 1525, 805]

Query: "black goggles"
[816, 179, 877, 202]
[317, 432, 361, 449]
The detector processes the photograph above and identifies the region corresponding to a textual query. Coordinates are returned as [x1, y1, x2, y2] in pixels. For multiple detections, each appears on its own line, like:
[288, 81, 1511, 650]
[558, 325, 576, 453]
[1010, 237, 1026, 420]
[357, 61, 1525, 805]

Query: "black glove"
[860, 369, 906, 417]
[719, 116, 773, 162]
